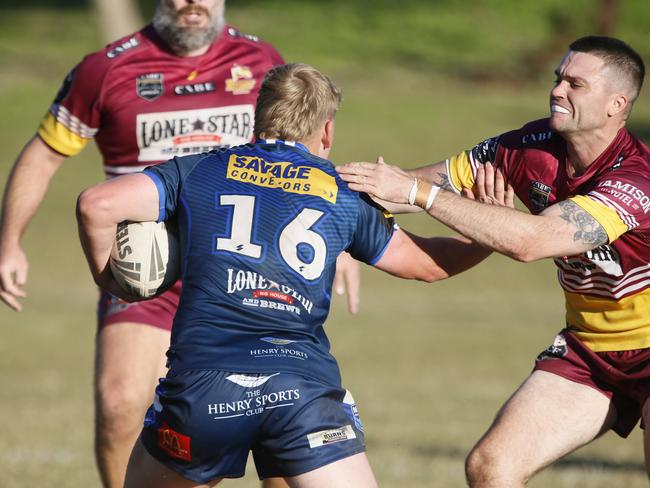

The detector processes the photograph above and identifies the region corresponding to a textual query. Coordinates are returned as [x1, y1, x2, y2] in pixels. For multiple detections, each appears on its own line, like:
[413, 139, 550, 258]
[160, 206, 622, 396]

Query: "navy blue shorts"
[140, 369, 366, 483]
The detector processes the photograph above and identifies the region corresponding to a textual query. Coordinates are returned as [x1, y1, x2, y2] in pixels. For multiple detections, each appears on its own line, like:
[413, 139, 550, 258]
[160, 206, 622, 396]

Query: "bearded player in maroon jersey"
[0, 2, 357, 487]
[339, 36, 650, 486]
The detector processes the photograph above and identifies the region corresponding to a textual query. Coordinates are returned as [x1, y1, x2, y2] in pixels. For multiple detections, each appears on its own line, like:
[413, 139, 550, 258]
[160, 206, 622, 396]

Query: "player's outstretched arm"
[348, 157, 452, 215]
[373, 229, 492, 282]
[76, 174, 159, 298]
[0, 136, 67, 311]
[338, 160, 608, 261]
[358, 160, 516, 282]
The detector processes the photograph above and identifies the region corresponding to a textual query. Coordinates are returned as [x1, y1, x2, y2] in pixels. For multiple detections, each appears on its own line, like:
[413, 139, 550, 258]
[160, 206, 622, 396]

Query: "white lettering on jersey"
[598, 180, 650, 213]
[136, 105, 254, 162]
[557, 244, 623, 276]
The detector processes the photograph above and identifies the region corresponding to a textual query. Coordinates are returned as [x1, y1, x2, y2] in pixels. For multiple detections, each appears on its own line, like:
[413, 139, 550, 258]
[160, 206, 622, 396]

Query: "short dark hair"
[570, 36, 645, 101]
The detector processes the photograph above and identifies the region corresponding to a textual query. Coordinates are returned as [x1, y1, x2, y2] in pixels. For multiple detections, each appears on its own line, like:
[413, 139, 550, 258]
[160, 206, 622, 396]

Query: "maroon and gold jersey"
[38, 25, 283, 177]
[447, 118, 650, 352]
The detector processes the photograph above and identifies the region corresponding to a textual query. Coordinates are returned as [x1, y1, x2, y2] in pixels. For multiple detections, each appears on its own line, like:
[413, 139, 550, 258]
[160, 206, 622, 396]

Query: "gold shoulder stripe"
[37, 112, 90, 157]
[569, 195, 628, 243]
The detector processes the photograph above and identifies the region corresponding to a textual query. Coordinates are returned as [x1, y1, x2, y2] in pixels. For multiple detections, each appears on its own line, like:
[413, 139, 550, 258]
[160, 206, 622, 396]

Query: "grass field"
[1, 3, 650, 487]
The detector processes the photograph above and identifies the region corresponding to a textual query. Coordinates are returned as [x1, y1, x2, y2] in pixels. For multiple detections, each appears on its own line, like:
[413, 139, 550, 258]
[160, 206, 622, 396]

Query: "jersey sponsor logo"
[227, 27, 260, 43]
[536, 334, 568, 361]
[136, 105, 254, 161]
[260, 337, 297, 346]
[227, 155, 338, 203]
[106, 36, 139, 59]
[225, 65, 256, 95]
[136, 73, 164, 101]
[157, 423, 191, 461]
[250, 345, 309, 361]
[597, 180, 650, 213]
[556, 244, 623, 276]
[174, 81, 216, 96]
[226, 268, 314, 315]
[307, 425, 356, 448]
[521, 131, 553, 145]
[225, 373, 280, 388]
[529, 180, 552, 212]
[208, 387, 300, 419]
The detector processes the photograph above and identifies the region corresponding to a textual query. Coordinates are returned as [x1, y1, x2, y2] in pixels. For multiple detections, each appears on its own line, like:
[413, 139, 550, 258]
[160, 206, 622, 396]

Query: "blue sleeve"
[347, 193, 397, 265]
[143, 154, 203, 221]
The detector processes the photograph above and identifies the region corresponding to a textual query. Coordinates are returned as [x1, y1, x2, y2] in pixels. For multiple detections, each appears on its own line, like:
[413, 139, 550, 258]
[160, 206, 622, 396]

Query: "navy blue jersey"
[144, 140, 395, 385]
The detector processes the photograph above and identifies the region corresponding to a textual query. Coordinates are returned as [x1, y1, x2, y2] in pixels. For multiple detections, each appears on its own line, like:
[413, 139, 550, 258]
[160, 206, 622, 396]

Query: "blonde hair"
[254, 63, 342, 141]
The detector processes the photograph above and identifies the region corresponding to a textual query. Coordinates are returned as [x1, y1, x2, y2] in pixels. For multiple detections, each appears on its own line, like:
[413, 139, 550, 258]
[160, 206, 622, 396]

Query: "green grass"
[1, 4, 649, 487]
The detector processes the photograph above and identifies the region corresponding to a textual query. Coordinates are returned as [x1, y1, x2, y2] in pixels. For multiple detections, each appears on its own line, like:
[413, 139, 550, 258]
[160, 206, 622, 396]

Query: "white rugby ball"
[110, 221, 180, 299]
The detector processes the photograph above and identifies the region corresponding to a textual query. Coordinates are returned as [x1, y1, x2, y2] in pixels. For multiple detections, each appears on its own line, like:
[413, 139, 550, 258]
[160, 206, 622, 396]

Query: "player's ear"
[608, 92, 629, 117]
[321, 118, 335, 150]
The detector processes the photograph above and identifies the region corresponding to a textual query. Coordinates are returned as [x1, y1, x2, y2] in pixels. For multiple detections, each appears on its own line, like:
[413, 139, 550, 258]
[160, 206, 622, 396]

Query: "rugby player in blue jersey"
[76, 63, 489, 487]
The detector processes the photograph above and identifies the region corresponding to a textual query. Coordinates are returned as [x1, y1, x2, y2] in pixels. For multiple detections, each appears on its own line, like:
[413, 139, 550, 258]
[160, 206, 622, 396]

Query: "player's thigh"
[285, 452, 376, 488]
[95, 322, 170, 404]
[125, 438, 222, 488]
[474, 370, 616, 472]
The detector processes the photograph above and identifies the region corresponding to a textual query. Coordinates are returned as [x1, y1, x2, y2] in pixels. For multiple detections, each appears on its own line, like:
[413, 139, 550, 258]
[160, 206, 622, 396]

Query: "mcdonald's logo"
[157, 423, 191, 461]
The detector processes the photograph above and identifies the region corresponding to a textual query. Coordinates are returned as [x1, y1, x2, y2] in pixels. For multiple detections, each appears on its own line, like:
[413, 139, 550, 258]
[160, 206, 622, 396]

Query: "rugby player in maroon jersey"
[339, 36, 650, 486]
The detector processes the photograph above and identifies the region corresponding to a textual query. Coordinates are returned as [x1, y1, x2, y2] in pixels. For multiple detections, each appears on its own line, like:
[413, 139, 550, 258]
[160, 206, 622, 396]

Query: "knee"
[465, 443, 523, 487]
[465, 444, 490, 487]
[96, 377, 150, 437]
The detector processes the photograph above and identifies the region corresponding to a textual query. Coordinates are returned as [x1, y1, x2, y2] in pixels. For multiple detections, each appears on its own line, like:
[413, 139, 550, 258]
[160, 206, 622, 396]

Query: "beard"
[153, 1, 225, 55]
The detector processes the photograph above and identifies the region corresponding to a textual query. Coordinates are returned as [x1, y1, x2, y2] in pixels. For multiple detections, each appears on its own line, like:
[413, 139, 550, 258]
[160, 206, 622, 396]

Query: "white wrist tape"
[414, 181, 440, 210]
[407, 178, 418, 206]
[424, 185, 440, 210]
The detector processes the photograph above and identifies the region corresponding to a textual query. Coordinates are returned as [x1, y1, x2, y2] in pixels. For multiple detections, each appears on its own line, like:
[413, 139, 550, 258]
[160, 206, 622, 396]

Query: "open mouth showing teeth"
[551, 105, 570, 114]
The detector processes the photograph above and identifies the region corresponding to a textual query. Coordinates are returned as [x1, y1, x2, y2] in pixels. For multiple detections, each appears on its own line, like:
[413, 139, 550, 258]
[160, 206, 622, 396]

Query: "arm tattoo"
[558, 200, 608, 246]
[436, 172, 454, 192]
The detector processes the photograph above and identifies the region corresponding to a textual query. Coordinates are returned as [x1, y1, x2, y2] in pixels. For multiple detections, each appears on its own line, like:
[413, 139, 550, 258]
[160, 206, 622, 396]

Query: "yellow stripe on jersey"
[566, 288, 650, 351]
[226, 154, 338, 203]
[447, 151, 474, 193]
[568, 195, 628, 243]
[37, 112, 91, 157]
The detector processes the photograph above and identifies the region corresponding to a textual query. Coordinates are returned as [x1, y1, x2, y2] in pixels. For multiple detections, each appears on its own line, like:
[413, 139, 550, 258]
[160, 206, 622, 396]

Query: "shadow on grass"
[413, 444, 645, 474]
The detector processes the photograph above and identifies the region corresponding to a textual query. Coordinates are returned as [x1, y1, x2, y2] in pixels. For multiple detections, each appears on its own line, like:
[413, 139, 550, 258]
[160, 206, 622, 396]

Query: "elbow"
[507, 235, 544, 263]
[415, 266, 449, 283]
[510, 251, 536, 263]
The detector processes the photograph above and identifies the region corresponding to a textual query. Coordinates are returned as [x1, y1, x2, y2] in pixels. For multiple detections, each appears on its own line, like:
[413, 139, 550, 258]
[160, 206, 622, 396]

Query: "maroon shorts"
[534, 329, 650, 437]
[97, 281, 182, 331]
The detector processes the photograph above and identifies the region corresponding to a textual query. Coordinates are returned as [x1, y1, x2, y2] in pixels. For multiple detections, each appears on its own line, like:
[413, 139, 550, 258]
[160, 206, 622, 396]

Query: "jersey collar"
[257, 139, 309, 153]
